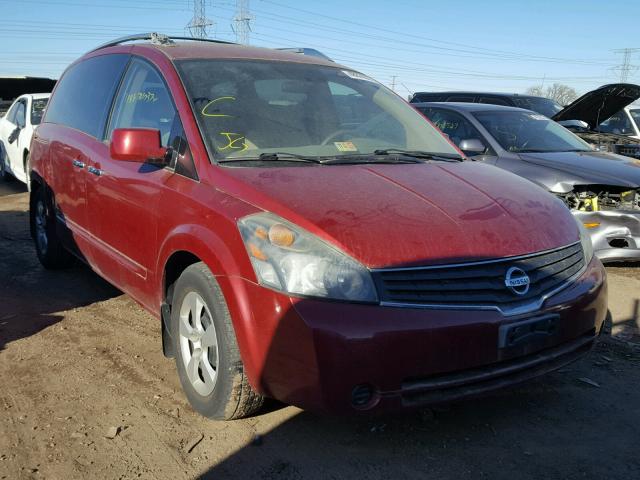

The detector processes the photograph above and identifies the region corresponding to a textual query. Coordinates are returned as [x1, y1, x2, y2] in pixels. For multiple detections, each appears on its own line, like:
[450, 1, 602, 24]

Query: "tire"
[30, 185, 73, 269]
[171, 262, 264, 420]
[24, 152, 31, 192]
[0, 144, 7, 181]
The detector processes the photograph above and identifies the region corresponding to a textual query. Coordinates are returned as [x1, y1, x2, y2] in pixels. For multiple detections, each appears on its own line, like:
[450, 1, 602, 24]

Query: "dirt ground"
[1, 178, 639, 480]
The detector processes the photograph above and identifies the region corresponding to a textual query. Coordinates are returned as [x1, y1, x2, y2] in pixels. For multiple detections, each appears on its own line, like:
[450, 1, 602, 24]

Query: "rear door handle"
[87, 166, 103, 176]
[72, 159, 85, 169]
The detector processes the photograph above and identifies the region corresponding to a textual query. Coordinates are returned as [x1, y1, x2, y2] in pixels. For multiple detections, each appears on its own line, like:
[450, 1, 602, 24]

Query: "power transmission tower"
[233, 0, 253, 45]
[390, 75, 397, 92]
[613, 48, 640, 82]
[187, 0, 213, 39]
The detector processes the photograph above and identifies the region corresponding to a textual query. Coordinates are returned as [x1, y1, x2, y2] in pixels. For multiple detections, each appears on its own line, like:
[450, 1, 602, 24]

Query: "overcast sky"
[2, 0, 639, 96]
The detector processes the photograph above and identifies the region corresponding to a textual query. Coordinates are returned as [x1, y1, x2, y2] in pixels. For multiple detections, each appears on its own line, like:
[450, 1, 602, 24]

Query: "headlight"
[575, 217, 594, 264]
[238, 213, 378, 302]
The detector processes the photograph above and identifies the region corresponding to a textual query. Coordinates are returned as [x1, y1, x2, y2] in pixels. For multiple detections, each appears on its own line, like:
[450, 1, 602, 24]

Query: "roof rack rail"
[89, 32, 235, 53]
[276, 48, 333, 61]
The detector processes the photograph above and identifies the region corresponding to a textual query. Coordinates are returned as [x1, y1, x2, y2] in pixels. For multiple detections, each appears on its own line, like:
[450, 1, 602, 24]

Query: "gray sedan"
[414, 102, 640, 263]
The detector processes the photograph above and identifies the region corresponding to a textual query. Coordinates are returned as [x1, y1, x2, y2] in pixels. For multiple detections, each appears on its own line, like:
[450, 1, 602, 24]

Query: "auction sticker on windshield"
[334, 141, 358, 152]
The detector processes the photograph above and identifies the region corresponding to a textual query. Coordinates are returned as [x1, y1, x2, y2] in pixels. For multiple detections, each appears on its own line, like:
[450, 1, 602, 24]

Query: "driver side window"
[108, 58, 176, 147]
[421, 108, 486, 152]
[12, 101, 26, 128]
[107, 58, 198, 180]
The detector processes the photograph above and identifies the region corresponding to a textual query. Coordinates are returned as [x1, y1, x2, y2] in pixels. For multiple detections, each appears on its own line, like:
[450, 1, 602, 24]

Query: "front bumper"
[574, 210, 640, 263]
[233, 256, 607, 414]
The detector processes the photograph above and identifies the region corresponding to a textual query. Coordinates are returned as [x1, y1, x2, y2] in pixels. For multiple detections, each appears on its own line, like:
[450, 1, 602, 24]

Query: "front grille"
[372, 242, 585, 314]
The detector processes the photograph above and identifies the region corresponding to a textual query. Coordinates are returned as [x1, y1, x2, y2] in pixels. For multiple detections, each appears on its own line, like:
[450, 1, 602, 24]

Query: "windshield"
[597, 109, 635, 136]
[30, 98, 48, 125]
[176, 59, 459, 162]
[629, 109, 640, 133]
[511, 97, 563, 117]
[473, 110, 592, 153]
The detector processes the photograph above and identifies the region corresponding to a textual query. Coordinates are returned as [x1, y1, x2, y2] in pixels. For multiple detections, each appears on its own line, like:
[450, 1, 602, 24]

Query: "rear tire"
[171, 262, 264, 420]
[30, 185, 73, 269]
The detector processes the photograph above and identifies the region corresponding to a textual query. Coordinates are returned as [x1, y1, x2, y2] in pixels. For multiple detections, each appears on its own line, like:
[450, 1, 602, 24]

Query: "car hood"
[221, 162, 578, 268]
[518, 150, 640, 188]
[552, 83, 640, 129]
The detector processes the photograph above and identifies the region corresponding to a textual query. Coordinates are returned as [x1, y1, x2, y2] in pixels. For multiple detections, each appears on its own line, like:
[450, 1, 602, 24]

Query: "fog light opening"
[351, 384, 377, 409]
[608, 238, 629, 249]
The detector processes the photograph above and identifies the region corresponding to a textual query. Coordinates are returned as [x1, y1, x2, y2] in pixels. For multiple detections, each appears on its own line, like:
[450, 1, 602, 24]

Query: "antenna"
[613, 48, 640, 82]
[233, 0, 253, 45]
[187, 0, 214, 39]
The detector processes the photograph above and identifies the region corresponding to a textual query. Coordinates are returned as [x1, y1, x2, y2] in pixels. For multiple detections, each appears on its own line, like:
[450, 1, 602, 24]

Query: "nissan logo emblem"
[505, 267, 530, 296]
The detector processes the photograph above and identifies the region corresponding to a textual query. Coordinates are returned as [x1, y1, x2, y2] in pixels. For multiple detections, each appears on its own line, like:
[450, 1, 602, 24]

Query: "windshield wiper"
[373, 149, 464, 162]
[319, 154, 423, 165]
[516, 149, 553, 153]
[218, 152, 324, 164]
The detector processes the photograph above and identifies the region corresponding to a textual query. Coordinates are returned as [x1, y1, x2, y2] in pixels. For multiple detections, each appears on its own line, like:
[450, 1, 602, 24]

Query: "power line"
[613, 48, 640, 82]
[232, 0, 253, 44]
[187, 0, 214, 39]
[257, 0, 613, 66]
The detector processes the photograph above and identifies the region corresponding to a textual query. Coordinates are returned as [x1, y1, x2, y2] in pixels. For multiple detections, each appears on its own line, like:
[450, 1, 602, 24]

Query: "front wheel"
[24, 152, 31, 192]
[171, 262, 264, 420]
[0, 144, 7, 181]
[30, 186, 73, 269]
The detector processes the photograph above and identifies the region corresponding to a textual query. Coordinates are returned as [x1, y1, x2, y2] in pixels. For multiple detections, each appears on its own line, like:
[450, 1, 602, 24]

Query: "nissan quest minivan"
[29, 34, 607, 419]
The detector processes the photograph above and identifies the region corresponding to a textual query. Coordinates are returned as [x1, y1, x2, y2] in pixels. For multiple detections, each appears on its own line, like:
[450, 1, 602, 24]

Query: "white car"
[0, 93, 50, 189]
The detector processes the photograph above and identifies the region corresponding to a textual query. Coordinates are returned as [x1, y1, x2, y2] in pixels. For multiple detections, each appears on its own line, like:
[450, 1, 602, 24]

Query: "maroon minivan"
[29, 34, 607, 419]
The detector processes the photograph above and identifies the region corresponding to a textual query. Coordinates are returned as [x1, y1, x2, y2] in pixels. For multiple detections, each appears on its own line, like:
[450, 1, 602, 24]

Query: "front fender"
[155, 222, 266, 390]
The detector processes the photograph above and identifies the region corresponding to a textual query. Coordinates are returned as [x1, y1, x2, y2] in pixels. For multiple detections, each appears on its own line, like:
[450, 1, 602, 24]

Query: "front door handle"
[87, 166, 103, 176]
[72, 159, 85, 169]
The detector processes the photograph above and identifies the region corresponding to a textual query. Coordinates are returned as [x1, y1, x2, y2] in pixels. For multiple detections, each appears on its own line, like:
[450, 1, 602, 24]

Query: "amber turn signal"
[248, 243, 268, 260]
[268, 224, 295, 247]
[583, 222, 600, 229]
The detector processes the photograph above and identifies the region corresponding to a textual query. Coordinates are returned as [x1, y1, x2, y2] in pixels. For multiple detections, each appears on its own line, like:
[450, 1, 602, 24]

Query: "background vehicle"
[29, 34, 606, 420]
[553, 84, 640, 158]
[410, 91, 563, 117]
[0, 93, 49, 189]
[589, 105, 640, 140]
[0, 76, 56, 115]
[415, 101, 640, 262]
[417, 85, 640, 159]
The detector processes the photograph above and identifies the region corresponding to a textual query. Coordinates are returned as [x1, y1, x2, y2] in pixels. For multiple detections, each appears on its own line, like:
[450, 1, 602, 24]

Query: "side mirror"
[458, 138, 486, 155]
[110, 128, 167, 163]
[7, 126, 21, 144]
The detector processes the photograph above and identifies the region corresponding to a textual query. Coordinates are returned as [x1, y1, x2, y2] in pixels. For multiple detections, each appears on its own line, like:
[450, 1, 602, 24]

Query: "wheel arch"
[156, 224, 257, 368]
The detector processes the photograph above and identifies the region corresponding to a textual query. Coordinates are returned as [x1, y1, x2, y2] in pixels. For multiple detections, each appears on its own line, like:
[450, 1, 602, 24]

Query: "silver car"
[415, 102, 640, 262]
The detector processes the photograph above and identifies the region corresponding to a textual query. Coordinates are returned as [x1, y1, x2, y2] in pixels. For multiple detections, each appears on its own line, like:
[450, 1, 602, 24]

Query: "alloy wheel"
[178, 291, 219, 396]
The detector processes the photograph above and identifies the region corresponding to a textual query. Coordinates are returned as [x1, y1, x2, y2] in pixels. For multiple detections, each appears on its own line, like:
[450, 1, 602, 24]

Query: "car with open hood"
[552, 83, 640, 159]
[415, 101, 640, 262]
[28, 33, 606, 420]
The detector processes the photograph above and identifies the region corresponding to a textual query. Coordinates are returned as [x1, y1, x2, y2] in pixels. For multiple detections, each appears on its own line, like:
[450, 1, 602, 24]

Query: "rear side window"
[478, 96, 511, 106]
[446, 95, 475, 102]
[411, 93, 445, 103]
[31, 98, 48, 126]
[44, 54, 129, 138]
